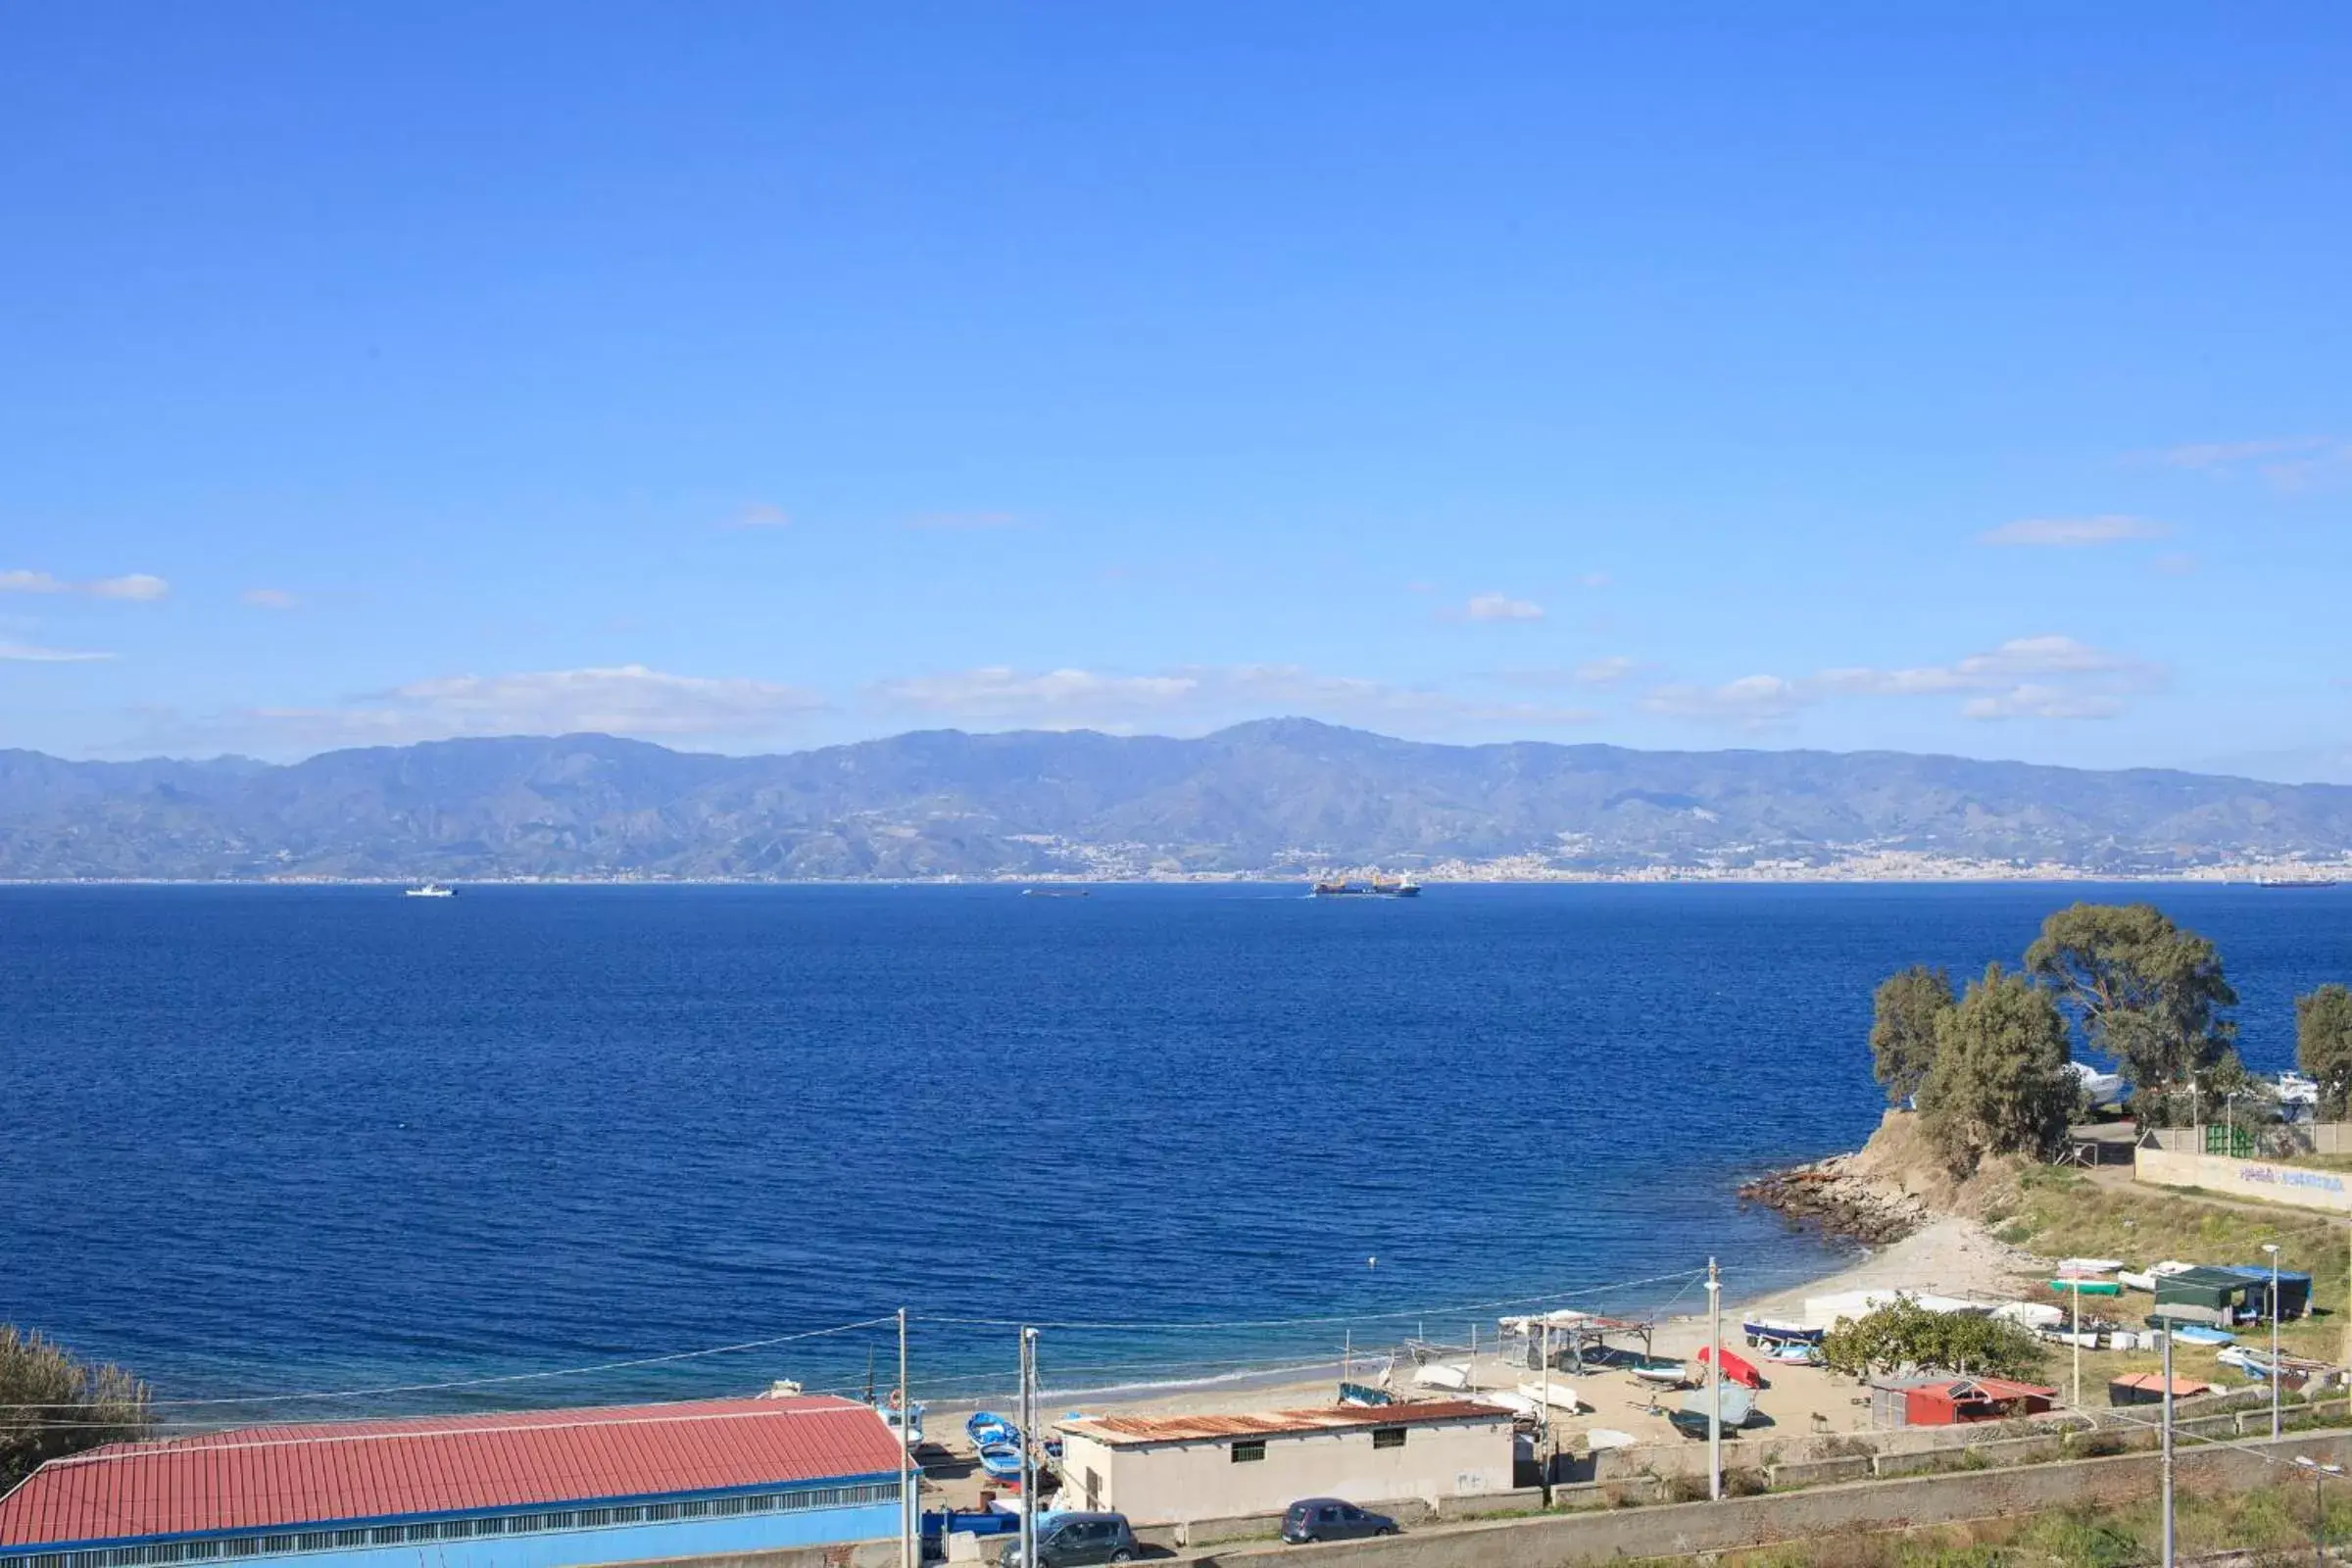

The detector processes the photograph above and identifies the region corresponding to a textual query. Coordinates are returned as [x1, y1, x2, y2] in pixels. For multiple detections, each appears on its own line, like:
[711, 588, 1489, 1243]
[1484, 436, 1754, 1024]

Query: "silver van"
[1000, 1512, 1137, 1567]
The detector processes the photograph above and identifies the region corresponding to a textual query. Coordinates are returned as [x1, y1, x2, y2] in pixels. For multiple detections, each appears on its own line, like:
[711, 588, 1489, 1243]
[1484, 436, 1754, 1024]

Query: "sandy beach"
[909, 1211, 2042, 1507]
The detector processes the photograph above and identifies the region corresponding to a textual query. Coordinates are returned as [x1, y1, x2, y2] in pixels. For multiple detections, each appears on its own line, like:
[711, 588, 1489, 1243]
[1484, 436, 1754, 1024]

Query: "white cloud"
[1462, 592, 1545, 622]
[1572, 656, 1638, 686]
[1960, 685, 2125, 721]
[1642, 674, 1809, 728]
[871, 666, 1200, 723]
[868, 662, 1594, 733]
[2, 568, 170, 600]
[88, 573, 170, 601]
[0, 640, 114, 662]
[1977, 515, 2169, 547]
[2152, 435, 2349, 490]
[184, 664, 824, 749]
[1647, 635, 2157, 729]
[1954, 634, 2138, 679]
[721, 503, 792, 530]
[241, 588, 300, 610]
[905, 511, 1019, 531]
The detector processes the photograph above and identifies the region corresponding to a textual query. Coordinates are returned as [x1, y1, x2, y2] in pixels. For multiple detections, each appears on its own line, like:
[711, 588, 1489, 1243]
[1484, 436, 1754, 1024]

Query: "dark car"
[1000, 1512, 1138, 1567]
[1280, 1498, 1397, 1544]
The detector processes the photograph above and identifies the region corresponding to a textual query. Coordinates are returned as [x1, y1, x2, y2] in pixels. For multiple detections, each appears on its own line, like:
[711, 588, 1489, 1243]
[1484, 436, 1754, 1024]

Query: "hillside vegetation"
[6, 719, 2352, 879]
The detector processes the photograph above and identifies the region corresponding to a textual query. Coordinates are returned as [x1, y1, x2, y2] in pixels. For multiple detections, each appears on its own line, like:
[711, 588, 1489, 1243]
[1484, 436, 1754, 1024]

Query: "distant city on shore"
[6, 718, 2351, 883]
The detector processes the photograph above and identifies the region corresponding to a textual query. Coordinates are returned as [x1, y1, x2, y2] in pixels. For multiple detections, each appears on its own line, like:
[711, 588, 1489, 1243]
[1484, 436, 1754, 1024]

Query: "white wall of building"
[1056, 1419, 1513, 1524]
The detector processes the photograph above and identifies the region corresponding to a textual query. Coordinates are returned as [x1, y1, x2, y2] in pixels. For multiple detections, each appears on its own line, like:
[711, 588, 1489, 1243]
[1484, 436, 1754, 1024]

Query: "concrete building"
[1053, 1401, 1512, 1524]
[0, 1396, 906, 1568]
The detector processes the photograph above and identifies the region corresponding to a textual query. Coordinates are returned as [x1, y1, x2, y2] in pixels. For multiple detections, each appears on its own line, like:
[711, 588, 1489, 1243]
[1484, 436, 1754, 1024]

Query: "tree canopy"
[1917, 962, 2077, 1174]
[2024, 903, 2239, 1125]
[1819, 1298, 2048, 1381]
[0, 1327, 153, 1490]
[2299, 984, 2352, 1121]
[1870, 964, 1955, 1106]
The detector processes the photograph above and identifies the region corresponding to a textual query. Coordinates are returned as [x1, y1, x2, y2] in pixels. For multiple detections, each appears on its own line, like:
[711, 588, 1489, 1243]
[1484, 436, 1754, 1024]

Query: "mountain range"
[3, 719, 2350, 880]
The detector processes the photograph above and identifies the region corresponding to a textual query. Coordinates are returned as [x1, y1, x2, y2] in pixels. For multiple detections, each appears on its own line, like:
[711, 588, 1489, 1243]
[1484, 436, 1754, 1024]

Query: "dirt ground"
[907, 1213, 2042, 1511]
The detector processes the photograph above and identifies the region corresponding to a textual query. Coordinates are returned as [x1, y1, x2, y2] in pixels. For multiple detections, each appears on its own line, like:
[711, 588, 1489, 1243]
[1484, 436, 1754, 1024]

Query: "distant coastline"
[8, 722, 2350, 881]
[4, 862, 2348, 888]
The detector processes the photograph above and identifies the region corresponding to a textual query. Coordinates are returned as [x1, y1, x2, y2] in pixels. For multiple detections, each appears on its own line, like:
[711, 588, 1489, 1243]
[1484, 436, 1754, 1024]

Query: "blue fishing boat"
[2147, 1320, 2234, 1347]
[967, 1411, 1018, 1446]
[1740, 1316, 1823, 1346]
[976, 1441, 1024, 1484]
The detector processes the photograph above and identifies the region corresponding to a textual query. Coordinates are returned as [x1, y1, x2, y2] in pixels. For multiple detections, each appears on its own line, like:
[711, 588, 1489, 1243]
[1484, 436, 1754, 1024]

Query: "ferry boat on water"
[1311, 874, 1420, 898]
[404, 881, 456, 898]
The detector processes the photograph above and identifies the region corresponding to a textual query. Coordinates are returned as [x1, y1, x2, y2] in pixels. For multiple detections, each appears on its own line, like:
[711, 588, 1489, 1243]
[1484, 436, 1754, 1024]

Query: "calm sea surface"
[3, 883, 2346, 1421]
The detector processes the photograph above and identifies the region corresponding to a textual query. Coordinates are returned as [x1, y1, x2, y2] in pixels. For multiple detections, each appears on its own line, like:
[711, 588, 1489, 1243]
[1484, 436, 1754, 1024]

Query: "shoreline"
[2, 872, 2335, 887]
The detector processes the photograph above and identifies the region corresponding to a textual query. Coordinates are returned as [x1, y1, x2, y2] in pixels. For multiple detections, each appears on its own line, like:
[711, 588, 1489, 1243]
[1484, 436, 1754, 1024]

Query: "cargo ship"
[1311, 874, 1420, 898]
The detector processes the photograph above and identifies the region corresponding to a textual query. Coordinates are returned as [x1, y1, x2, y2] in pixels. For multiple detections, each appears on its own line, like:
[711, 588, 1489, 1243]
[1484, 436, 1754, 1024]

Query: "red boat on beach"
[1693, 1346, 1764, 1389]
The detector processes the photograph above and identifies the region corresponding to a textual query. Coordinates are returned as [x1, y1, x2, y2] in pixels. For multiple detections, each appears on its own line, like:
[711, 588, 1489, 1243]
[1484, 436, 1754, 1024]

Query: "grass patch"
[1618, 1480, 2352, 1564]
[2001, 1166, 2349, 1370]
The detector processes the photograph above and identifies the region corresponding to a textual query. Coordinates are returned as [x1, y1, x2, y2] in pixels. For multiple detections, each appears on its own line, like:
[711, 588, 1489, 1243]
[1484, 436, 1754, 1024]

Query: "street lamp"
[2264, 1242, 2283, 1440]
[2295, 1457, 2342, 1568]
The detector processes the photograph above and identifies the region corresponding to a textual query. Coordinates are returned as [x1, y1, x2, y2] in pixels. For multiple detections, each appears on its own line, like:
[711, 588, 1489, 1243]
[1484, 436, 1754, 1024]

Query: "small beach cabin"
[1899, 1377, 2058, 1426]
[0, 1396, 906, 1568]
[1052, 1401, 1512, 1524]
[2221, 1265, 2313, 1321]
[2152, 1266, 2262, 1328]
[2109, 1373, 2219, 1407]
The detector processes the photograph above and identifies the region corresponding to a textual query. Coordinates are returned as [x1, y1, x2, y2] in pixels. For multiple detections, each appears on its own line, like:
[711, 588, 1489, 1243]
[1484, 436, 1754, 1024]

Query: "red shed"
[1903, 1377, 2057, 1426]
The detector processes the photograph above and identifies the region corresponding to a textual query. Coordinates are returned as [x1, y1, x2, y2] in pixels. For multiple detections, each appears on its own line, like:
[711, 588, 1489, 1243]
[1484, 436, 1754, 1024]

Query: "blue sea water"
[2, 882, 2346, 1425]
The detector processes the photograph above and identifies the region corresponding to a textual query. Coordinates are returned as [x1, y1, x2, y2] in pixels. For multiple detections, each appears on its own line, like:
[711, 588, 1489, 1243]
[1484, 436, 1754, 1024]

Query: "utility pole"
[1540, 1319, 1553, 1489]
[898, 1308, 912, 1568]
[1019, 1328, 1039, 1568]
[2266, 1243, 2283, 1440]
[2160, 1327, 2175, 1568]
[2069, 1280, 2082, 1409]
[1706, 1257, 1722, 1502]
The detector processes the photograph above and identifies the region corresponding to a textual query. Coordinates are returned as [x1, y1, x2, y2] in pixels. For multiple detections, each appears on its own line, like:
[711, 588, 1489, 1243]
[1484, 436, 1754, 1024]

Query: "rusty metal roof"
[1917, 1377, 2057, 1402]
[1057, 1400, 1508, 1447]
[0, 1396, 903, 1549]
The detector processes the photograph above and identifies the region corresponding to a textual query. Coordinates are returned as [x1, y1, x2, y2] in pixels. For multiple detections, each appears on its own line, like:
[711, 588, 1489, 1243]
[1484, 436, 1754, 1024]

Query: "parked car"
[1000, 1512, 1138, 1567]
[1281, 1498, 1398, 1544]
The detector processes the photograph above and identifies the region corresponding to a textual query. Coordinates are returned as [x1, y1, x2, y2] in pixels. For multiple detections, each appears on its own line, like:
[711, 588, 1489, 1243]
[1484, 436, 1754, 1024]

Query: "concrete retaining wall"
[1185, 1432, 2352, 1567]
[2136, 1146, 2352, 1212]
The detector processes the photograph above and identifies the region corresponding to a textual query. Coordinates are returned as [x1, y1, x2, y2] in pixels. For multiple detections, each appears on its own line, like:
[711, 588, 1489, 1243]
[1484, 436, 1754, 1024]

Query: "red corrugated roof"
[1061, 1400, 1508, 1447]
[0, 1396, 903, 1549]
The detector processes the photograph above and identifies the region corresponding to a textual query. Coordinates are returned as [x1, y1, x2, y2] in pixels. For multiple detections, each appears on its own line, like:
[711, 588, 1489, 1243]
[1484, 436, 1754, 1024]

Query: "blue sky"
[4, 4, 2347, 776]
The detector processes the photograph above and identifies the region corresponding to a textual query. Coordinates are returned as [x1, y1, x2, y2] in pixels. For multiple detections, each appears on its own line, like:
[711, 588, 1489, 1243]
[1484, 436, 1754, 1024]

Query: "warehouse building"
[1053, 1401, 1512, 1524]
[0, 1396, 905, 1568]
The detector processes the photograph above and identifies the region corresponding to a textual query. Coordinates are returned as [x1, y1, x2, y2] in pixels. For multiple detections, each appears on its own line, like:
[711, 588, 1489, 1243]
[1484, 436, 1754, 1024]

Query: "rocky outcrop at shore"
[1739, 1151, 1935, 1245]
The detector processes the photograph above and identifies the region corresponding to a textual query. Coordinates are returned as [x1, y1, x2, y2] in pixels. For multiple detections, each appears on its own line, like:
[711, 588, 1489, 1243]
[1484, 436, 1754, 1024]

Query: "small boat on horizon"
[404, 882, 456, 898]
